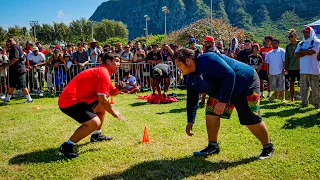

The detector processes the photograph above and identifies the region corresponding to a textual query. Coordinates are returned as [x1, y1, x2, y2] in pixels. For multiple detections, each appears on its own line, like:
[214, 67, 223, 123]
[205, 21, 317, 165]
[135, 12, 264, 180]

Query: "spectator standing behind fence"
[46, 45, 55, 93]
[285, 29, 301, 102]
[65, 44, 74, 60]
[227, 38, 240, 59]
[236, 40, 253, 63]
[266, 39, 286, 102]
[3, 38, 33, 103]
[88, 39, 101, 64]
[147, 44, 162, 65]
[115, 42, 124, 54]
[160, 43, 174, 63]
[259, 36, 273, 100]
[120, 45, 133, 73]
[247, 44, 263, 73]
[73, 43, 90, 75]
[27, 47, 46, 96]
[46, 49, 65, 91]
[35, 42, 48, 56]
[295, 26, 320, 110]
[0, 47, 9, 98]
[216, 41, 225, 54]
[186, 38, 203, 54]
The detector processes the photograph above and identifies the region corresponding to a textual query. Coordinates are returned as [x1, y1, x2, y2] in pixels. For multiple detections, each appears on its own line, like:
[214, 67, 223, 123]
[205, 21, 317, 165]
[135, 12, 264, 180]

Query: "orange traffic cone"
[32, 106, 40, 110]
[142, 126, 150, 143]
[110, 97, 115, 104]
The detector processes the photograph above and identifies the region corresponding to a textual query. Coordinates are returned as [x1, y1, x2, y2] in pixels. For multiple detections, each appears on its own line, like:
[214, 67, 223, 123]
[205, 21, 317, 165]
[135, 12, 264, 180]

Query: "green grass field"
[0, 90, 319, 179]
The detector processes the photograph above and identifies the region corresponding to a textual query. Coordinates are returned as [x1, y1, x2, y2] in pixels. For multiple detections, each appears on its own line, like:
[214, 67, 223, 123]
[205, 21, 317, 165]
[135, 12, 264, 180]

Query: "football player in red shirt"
[58, 53, 124, 158]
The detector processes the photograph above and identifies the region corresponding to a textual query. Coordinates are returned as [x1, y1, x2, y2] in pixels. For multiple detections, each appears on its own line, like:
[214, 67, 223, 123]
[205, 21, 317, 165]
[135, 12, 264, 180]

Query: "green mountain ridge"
[90, 0, 320, 39]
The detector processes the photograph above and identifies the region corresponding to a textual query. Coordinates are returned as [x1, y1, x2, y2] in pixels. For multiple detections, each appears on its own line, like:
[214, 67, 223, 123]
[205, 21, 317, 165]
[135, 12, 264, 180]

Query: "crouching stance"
[174, 48, 274, 160]
[58, 53, 124, 158]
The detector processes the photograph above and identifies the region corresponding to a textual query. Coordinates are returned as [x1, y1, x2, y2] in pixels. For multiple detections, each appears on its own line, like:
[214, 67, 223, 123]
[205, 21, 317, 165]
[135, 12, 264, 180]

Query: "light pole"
[89, 20, 96, 40]
[29, 21, 39, 42]
[210, 0, 213, 36]
[162, 6, 169, 35]
[144, 15, 150, 44]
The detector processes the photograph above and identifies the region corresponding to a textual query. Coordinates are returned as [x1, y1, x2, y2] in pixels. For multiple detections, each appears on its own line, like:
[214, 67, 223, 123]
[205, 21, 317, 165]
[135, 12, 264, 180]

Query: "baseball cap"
[55, 45, 61, 50]
[25, 40, 33, 45]
[32, 46, 39, 51]
[124, 45, 130, 48]
[204, 36, 214, 43]
[303, 26, 311, 32]
[244, 39, 252, 43]
[53, 49, 60, 53]
[189, 38, 196, 43]
[49, 45, 55, 49]
[151, 44, 158, 47]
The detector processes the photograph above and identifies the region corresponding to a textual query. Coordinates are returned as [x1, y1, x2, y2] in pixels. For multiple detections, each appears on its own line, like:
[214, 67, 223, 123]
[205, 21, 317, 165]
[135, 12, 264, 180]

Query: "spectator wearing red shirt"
[259, 35, 273, 99]
[58, 53, 124, 158]
[35, 42, 48, 56]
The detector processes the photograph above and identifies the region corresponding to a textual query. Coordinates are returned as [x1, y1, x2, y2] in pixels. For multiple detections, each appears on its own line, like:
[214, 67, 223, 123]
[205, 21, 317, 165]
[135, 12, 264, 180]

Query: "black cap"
[151, 44, 158, 47]
[25, 40, 33, 45]
[244, 39, 252, 43]
[64, 53, 71, 57]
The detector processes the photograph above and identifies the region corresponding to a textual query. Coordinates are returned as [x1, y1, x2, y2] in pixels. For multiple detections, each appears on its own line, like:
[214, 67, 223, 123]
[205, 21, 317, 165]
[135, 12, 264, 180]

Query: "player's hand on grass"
[186, 122, 194, 136]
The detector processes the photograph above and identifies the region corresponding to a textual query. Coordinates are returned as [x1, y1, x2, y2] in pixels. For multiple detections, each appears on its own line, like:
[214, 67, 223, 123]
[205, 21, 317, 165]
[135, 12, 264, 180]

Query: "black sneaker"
[25, 100, 33, 104]
[90, 133, 113, 142]
[193, 144, 220, 156]
[59, 142, 77, 158]
[258, 144, 274, 160]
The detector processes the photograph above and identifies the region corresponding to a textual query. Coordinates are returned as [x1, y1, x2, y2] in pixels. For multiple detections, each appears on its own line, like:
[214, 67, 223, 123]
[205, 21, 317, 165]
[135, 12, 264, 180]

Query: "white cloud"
[57, 10, 65, 19]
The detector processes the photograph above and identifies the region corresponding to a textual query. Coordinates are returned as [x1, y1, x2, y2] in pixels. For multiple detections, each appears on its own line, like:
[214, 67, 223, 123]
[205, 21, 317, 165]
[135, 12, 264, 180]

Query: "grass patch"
[0, 90, 319, 179]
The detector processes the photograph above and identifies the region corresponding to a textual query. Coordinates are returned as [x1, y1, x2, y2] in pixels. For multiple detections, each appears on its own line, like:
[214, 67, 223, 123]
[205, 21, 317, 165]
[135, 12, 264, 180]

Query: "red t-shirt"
[260, 46, 273, 70]
[40, 49, 48, 56]
[58, 64, 114, 108]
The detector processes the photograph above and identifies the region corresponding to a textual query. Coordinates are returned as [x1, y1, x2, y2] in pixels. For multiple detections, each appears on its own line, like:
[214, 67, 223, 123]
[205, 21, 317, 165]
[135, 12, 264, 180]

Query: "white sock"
[260, 92, 264, 96]
[267, 92, 271, 96]
[26, 94, 32, 101]
[93, 130, 101, 134]
[67, 139, 76, 145]
[5, 94, 11, 101]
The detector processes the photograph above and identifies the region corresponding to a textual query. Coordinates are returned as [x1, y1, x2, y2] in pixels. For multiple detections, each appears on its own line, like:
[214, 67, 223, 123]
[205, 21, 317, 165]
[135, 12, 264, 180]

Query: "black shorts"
[258, 70, 269, 82]
[288, 70, 300, 82]
[9, 73, 26, 90]
[60, 100, 99, 124]
[206, 73, 262, 125]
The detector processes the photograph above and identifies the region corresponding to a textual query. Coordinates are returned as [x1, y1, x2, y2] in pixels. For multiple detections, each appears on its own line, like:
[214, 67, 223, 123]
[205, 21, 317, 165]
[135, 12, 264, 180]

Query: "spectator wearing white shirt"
[295, 26, 320, 109]
[266, 39, 286, 102]
[0, 47, 9, 98]
[27, 46, 46, 96]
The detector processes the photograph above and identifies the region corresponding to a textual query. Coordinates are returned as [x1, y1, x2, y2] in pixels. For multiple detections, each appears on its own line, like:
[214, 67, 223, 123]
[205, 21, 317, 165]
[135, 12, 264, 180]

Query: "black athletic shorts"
[60, 100, 99, 124]
[258, 70, 269, 82]
[206, 72, 262, 125]
[288, 70, 300, 82]
[9, 72, 26, 90]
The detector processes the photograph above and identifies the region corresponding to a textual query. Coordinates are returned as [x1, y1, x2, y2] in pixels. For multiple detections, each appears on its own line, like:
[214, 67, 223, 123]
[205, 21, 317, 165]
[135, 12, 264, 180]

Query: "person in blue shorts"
[174, 48, 274, 160]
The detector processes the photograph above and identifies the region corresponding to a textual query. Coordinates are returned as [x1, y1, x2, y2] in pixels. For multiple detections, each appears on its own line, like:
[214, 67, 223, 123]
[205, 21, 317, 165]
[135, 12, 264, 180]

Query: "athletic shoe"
[39, 93, 44, 97]
[0, 95, 5, 100]
[25, 100, 34, 104]
[59, 142, 77, 158]
[90, 133, 113, 142]
[193, 144, 220, 156]
[266, 96, 271, 101]
[258, 144, 274, 160]
[260, 95, 265, 99]
[282, 99, 286, 103]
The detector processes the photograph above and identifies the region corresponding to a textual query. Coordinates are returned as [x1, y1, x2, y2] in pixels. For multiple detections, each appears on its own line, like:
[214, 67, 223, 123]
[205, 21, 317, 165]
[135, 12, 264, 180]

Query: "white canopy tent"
[306, 19, 320, 38]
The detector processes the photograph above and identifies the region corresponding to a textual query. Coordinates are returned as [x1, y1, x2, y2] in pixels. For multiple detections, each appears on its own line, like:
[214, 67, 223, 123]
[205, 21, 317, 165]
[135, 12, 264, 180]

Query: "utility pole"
[162, 6, 169, 35]
[144, 15, 150, 44]
[29, 21, 39, 42]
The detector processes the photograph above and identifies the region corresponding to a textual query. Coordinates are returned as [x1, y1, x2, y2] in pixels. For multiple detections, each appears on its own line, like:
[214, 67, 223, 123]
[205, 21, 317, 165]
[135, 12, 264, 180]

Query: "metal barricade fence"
[19, 62, 187, 96]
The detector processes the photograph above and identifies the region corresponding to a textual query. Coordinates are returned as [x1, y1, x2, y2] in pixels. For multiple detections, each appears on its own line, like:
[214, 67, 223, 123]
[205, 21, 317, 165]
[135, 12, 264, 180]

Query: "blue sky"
[0, 0, 106, 30]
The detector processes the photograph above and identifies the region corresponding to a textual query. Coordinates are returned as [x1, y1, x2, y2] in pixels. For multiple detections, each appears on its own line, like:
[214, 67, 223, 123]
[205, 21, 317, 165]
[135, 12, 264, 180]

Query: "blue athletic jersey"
[186, 52, 256, 123]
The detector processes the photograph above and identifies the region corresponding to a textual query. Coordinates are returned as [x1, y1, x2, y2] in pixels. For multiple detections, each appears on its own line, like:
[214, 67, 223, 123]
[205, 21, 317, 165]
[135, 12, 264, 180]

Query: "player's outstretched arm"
[98, 95, 123, 120]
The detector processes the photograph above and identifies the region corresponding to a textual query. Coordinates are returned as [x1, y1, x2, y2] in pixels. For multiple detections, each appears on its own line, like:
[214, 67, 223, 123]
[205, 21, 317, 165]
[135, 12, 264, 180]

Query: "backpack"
[300, 40, 320, 61]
